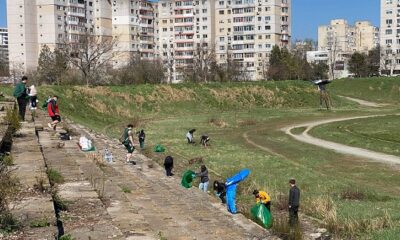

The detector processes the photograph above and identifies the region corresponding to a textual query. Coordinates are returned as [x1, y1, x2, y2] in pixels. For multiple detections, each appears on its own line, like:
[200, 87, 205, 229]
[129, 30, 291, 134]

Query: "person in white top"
[28, 85, 38, 121]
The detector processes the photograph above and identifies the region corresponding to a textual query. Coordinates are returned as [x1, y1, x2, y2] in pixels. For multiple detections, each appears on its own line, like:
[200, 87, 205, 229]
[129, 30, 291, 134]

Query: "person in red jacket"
[47, 95, 61, 131]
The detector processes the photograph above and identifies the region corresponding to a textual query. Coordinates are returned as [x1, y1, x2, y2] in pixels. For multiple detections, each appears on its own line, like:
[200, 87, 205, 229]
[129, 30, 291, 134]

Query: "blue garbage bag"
[226, 169, 251, 214]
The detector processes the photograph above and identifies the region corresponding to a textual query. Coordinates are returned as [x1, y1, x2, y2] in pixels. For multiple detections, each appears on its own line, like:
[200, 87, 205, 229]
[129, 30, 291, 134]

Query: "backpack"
[119, 128, 129, 144]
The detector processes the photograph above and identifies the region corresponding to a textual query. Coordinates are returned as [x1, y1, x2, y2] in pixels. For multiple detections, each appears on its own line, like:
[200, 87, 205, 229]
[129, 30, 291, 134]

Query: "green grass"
[120, 186, 131, 193]
[30, 218, 50, 228]
[310, 114, 400, 156]
[59, 234, 74, 240]
[46, 168, 64, 185]
[2, 78, 400, 238]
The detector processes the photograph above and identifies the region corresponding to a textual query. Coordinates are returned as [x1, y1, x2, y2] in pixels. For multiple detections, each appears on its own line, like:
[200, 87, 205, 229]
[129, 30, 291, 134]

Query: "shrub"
[0, 155, 13, 166]
[271, 214, 302, 240]
[30, 218, 50, 228]
[59, 234, 74, 240]
[5, 108, 21, 131]
[47, 168, 64, 185]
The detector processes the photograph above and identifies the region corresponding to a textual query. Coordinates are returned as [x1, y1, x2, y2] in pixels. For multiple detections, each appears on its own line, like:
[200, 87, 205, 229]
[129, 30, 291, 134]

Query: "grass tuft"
[30, 218, 50, 228]
[47, 168, 64, 185]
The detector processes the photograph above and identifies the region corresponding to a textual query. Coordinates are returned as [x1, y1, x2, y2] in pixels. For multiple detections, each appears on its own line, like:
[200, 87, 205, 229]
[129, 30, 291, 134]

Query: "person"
[13, 76, 29, 121]
[288, 178, 300, 226]
[186, 129, 196, 144]
[200, 134, 210, 147]
[315, 80, 332, 110]
[163, 156, 174, 176]
[253, 189, 271, 212]
[121, 124, 136, 164]
[213, 180, 226, 204]
[47, 96, 61, 131]
[137, 129, 146, 149]
[28, 85, 38, 121]
[196, 165, 209, 192]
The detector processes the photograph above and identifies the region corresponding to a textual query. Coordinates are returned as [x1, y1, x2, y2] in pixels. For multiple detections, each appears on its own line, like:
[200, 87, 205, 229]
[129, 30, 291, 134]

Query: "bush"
[0, 163, 21, 233]
[5, 108, 21, 131]
[30, 218, 50, 228]
[0, 155, 13, 166]
[46, 168, 64, 185]
[59, 234, 74, 240]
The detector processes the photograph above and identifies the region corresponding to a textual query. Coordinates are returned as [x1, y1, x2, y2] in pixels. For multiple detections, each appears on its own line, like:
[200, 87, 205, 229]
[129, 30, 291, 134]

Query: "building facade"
[215, 0, 291, 80]
[158, 0, 216, 82]
[318, 19, 379, 79]
[7, 0, 157, 73]
[0, 28, 8, 63]
[380, 0, 400, 75]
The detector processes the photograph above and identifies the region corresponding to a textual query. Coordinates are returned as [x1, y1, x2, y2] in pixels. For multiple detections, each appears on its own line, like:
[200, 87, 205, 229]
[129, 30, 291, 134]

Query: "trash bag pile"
[181, 170, 195, 188]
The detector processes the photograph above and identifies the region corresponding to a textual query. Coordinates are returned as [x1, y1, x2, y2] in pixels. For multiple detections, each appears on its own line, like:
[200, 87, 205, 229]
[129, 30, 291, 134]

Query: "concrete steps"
[9, 122, 57, 240]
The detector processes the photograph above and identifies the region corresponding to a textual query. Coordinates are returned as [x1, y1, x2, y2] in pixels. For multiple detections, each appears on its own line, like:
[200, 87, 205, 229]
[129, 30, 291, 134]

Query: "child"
[200, 134, 210, 147]
[213, 180, 226, 204]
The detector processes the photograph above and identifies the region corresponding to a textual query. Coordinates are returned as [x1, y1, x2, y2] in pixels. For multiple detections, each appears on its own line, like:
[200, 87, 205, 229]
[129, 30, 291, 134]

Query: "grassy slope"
[1, 79, 399, 238]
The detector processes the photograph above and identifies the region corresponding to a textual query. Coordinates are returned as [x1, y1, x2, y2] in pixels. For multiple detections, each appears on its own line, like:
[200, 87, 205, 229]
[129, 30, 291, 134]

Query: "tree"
[0, 57, 8, 77]
[348, 52, 368, 77]
[185, 44, 218, 82]
[366, 47, 380, 76]
[37, 45, 68, 84]
[63, 33, 117, 86]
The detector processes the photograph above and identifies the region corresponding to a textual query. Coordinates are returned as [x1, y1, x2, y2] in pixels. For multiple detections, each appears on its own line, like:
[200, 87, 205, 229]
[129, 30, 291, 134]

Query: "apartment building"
[7, 0, 157, 73]
[112, 0, 158, 67]
[215, 0, 291, 80]
[158, 0, 216, 82]
[318, 19, 379, 78]
[318, 19, 379, 54]
[0, 28, 8, 63]
[380, 0, 400, 75]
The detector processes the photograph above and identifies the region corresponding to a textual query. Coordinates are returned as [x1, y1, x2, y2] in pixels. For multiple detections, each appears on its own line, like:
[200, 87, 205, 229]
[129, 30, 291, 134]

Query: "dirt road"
[282, 115, 400, 165]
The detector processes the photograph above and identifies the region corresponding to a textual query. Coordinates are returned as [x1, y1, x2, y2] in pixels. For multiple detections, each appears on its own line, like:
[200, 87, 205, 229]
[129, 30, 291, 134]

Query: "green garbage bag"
[181, 170, 195, 188]
[251, 204, 273, 229]
[154, 144, 165, 153]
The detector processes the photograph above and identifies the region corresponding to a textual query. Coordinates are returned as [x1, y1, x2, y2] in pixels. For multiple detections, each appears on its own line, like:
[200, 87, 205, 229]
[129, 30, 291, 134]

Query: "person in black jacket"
[213, 180, 226, 204]
[288, 178, 300, 226]
[137, 129, 145, 149]
[164, 156, 174, 176]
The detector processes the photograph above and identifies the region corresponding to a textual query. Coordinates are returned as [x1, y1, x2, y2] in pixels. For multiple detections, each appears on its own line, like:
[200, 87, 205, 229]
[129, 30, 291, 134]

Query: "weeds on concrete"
[120, 186, 131, 193]
[0, 163, 21, 233]
[30, 218, 50, 228]
[158, 231, 167, 240]
[34, 176, 48, 193]
[53, 194, 69, 212]
[59, 234, 74, 240]
[47, 168, 64, 185]
[5, 108, 21, 132]
[0, 155, 13, 166]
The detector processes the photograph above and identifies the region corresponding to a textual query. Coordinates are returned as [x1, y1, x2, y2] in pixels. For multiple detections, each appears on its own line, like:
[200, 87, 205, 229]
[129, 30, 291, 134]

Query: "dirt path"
[338, 95, 389, 107]
[282, 115, 400, 165]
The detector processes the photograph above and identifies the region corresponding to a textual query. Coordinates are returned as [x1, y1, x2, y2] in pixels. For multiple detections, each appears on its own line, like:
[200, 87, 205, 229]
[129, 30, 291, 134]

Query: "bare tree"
[380, 45, 396, 76]
[186, 43, 218, 82]
[62, 32, 117, 86]
[327, 35, 338, 80]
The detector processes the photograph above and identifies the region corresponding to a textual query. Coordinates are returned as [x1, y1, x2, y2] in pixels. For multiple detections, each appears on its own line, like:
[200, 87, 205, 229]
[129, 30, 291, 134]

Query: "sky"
[0, 0, 380, 40]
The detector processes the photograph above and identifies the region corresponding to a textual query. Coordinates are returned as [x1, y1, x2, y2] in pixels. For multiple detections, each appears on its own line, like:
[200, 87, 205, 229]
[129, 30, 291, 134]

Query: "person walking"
[47, 96, 61, 131]
[163, 156, 174, 176]
[137, 129, 146, 149]
[121, 124, 136, 164]
[13, 76, 29, 121]
[288, 178, 300, 226]
[28, 85, 38, 121]
[196, 165, 209, 192]
[253, 189, 271, 212]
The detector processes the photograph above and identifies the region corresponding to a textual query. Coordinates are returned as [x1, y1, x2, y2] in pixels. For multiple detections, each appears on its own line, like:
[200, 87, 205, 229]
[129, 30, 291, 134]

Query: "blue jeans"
[199, 181, 209, 192]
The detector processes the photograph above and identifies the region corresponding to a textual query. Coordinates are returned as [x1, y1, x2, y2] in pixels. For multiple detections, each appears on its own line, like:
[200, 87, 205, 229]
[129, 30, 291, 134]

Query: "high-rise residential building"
[215, 0, 291, 80]
[380, 0, 400, 75]
[7, 0, 157, 73]
[112, 0, 158, 67]
[318, 19, 379, 78]
[0, 28, 8, 63]
[318, 19, 378, 54]
[158, 0, 216, 82]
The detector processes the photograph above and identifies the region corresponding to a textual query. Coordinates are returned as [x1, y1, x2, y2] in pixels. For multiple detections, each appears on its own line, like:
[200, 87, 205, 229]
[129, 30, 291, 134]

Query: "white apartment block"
[380, 0, 400, 75]
[0, 28, 8, 62]
[158, 0, 216, 82]
[112, 0, 158, 67]
[215, 0, 291, 80]
[7, 0, 157, 73]
[319, 19, 379, 54]
[318, 19, 379, 79]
